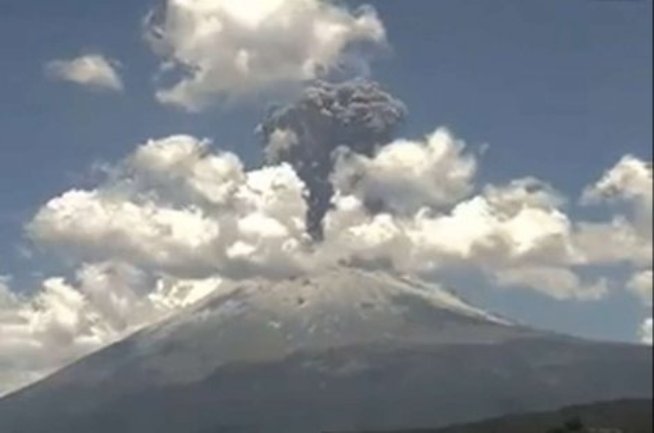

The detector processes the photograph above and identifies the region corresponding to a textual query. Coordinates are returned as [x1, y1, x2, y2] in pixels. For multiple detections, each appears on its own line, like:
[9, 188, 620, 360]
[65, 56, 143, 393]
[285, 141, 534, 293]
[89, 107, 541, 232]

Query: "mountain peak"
[109, 267, 523, 387]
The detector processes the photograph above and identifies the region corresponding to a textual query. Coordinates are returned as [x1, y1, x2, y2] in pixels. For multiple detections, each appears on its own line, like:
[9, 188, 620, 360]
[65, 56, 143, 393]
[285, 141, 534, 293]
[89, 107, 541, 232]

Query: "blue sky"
[0, 0, 651, 344]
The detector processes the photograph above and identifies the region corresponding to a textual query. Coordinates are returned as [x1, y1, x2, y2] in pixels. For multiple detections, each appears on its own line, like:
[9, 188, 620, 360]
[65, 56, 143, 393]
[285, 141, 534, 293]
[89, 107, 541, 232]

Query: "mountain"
[0, 267, 651, 433]
[350, 399, 652, 433]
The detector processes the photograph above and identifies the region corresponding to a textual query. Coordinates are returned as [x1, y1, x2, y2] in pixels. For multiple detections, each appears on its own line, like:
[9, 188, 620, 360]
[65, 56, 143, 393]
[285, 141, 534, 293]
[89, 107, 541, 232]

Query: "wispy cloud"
[45, 54, 123, 92]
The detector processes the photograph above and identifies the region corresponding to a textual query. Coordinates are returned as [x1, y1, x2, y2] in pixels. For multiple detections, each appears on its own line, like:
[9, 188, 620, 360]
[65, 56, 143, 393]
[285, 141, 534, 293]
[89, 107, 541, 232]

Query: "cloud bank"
[2, 111, 650, 395]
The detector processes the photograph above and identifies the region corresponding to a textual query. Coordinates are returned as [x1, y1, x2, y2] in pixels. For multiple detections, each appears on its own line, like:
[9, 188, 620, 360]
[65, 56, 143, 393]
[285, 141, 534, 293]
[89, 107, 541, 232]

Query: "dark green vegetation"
[347, 399, 652, 433]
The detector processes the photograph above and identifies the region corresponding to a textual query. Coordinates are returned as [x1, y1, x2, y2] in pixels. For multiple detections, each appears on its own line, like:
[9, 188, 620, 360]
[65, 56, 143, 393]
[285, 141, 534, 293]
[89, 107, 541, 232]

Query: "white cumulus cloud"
[332, 128, 477, 215]
[145, 0, 386, 110]
[28, 135, 311, 279]
[45, 54, 123, 91]
[327, 175, 578, 271]
[578, 155, 652, 267]
[583, 155, 652, 213]
[29, 189, 222, 275]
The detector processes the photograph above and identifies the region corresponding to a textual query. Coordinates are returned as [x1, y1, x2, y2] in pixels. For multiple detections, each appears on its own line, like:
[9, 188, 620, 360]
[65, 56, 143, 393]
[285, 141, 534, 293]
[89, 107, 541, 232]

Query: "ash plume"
[258, 80, 407, 239]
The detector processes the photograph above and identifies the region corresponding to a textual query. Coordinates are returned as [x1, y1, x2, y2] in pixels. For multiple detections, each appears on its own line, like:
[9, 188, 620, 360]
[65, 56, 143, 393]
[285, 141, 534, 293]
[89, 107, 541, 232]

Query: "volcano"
[0, 267, 651, 432]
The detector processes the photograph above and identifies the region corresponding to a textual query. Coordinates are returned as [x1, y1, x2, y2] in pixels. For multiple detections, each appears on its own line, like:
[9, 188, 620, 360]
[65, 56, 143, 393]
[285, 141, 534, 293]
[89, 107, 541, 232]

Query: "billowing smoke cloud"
[258, 80, 407, 238]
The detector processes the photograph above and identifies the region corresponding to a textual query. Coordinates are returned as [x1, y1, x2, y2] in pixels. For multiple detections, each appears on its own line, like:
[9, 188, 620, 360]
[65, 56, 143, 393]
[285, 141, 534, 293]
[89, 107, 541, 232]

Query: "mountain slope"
[0, 268, 651, 433]
[354, 399, 652, 433]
